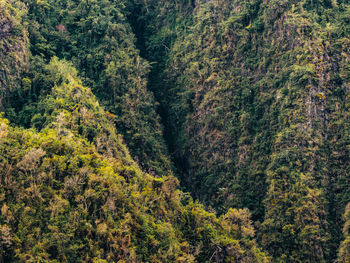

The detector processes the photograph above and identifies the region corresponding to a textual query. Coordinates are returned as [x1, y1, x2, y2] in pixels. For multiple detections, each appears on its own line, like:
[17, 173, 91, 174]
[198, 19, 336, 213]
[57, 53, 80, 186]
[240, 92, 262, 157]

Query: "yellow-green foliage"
[0, 59, 268, 262]
[338, 203, 350, 262]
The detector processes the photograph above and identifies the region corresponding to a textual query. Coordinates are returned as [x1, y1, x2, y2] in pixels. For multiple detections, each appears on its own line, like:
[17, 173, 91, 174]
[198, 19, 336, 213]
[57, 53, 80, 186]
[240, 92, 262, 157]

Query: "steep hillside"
[5, 0, 172, 177]
[135, 0, 350, 262]
[0, 58, 269, 262]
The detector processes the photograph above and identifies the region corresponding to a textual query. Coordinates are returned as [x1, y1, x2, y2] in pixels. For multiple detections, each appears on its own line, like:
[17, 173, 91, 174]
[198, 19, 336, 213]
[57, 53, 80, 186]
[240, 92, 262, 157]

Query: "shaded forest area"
[0, 0, 349, 262]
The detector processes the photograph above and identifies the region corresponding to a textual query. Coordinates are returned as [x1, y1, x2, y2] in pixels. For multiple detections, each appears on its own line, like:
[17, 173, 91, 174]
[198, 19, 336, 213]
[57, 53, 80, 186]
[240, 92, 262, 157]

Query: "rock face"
[0, 0, 28, 109]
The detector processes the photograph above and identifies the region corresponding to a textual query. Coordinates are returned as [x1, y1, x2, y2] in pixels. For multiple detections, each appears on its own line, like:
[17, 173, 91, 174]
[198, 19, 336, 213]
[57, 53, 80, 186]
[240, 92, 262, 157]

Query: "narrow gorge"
[0, 0, 349, 262]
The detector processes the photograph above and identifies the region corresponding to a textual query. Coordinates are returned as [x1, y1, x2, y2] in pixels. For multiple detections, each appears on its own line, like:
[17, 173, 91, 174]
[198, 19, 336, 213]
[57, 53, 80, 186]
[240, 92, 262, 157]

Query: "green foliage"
[139, 0, 350, 262]
[0, 0, 349, 262]
[0, 0, 28, 109]
[6, 0, 172, 177]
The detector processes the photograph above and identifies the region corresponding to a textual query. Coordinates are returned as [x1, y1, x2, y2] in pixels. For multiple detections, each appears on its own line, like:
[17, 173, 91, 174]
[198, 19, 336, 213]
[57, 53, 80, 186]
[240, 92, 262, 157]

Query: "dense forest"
[0, 0, 349, 262]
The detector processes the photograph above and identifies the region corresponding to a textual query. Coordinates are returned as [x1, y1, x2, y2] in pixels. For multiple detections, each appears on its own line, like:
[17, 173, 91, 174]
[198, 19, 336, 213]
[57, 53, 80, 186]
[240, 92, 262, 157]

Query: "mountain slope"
[0, 0, 349, 262]
[0, 58, 269, 262]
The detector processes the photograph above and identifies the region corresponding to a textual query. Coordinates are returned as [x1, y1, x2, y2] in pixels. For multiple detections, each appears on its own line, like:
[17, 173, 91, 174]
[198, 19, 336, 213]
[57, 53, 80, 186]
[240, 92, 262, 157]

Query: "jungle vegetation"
[0, 0, 349, 262]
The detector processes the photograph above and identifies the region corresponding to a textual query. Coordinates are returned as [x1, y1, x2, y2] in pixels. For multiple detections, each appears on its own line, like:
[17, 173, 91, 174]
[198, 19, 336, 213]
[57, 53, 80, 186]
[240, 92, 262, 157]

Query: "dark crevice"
[127, 4, 147, 58]
[126, 4, 193, 194]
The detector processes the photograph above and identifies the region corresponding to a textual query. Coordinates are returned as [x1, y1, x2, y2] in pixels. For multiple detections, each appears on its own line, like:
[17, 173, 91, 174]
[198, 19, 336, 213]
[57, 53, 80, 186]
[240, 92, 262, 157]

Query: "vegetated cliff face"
[0, 57, 269, 262]
[138, 0, 349, 262]
[0, 0, 28, 110]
